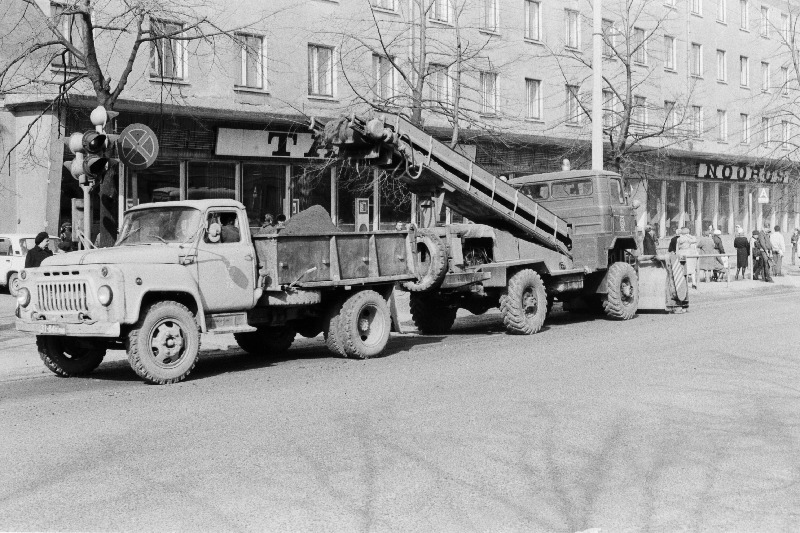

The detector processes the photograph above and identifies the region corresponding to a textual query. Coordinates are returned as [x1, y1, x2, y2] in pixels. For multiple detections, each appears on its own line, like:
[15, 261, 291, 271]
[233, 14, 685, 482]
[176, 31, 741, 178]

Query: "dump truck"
[314, 113, 688, 335]
[15, 199, 419, 384]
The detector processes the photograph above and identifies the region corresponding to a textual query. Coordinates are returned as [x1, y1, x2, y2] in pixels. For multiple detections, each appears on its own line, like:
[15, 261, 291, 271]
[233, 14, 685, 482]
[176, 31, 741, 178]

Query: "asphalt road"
[2, 289, 799, 532]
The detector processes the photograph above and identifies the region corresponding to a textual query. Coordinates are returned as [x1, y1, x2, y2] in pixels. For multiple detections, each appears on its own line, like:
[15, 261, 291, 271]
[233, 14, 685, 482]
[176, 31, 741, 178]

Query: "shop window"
[243, 164, 285, 227]
[379, 175, 411, 229]
[136, 161, 181, 203]
[736, 185, 749, 230]
[685, 182, 699, 231]
[291, 165, 331, 217]
[701, 183, 715, 232]
[338, 167, 373, 231]
[188, 162, 236, 200]
[718, 183, 731, 233]
[647, 180, 664, 236]
[665, 181, 681, 234]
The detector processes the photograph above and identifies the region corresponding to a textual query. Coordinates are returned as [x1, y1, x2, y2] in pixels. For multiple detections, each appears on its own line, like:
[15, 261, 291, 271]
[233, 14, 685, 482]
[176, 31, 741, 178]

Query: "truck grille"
[38, 282, 89, 313]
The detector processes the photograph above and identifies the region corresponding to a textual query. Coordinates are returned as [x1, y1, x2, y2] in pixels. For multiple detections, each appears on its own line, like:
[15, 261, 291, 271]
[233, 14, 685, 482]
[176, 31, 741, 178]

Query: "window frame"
[307, 44, 336, 97]
[50, 2, 87, 70]
[781, 66, 789, 96]
[691, 105, 704, 137]
[565, 9, 580, 49]
[762, 117, 771, 144]
[716, 49, 727, 82]
[429, 0, 451, 24]
[690, 42, 703, 77]
[761, 61, 770, 92]
[602, 19, 616, 57]
[740, 113, 750, 143]
[633, 27, 647, 65]
[524, 0, 542, 41]
[428, 63, 452, 106]
[370, 0, 396, 12]
[566, 84, 581, 124]
[717, 109, 728, 141]
[149, 18, 188, 81]
[372, 54, 398, 101]
[633, 95, 648, 131]
[782, 120, 791, 148]
[691, 0, 703, 16]
[480, 71, 498, 115]
[740, 0, 749, 29]
[481, 0, 499, 33]
[760, 5, 770, 37]
[525, 78, 543, 120]
[603, 89, 618, 128]
[717, 0, 727, 22]
[664, 35, 677, 70]
[740, 55, 750, 86]
[234, 33, 266, 91]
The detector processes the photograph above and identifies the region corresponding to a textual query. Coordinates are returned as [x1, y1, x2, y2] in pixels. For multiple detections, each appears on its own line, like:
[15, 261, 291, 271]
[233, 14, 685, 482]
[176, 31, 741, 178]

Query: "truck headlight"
[17, 287, 30, 307]
[97, 285, 113, 306]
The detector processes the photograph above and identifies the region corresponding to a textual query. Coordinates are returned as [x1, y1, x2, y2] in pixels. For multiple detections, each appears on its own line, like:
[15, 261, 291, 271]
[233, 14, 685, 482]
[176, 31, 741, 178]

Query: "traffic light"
[63, 106, 120, 183]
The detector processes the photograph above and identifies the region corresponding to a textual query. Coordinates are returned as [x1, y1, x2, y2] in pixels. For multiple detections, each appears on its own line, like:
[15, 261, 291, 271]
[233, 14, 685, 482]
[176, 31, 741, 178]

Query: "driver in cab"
[220, 213, 240, 243]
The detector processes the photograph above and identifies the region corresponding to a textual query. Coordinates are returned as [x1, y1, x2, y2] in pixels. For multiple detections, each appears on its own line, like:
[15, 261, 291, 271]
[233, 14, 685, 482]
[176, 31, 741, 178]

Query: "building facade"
[1, 0, 798, 242]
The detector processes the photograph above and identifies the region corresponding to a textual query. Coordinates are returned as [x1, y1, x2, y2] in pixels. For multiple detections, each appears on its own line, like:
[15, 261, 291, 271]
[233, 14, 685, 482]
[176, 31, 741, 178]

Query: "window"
[371, 0, 395, 10]
[781, 13, 790, 41]
[762, 117, 771, 144]
[691, 0, 702, 15]
[717, 109, 728, 141]
[372, 54, 397, 100]
[150, 19, 186, 80]
[740, 0, 749, 29]
[565, 10, 580, 49]
[760, 6, 769, 37]
[566, 85, 581, 124]
[428, 63, 451, 105]
[308, 45, 334, 96]
[429, 0, 450, 23]
[480, 72, 497, 114]
[782, 120, 791, 148]
[761, 61, 770, 92]
[740, 56, 749, 86]
[51, 3, 86, 69]
[717, 0, 727, 22]
[633, 95, 647, 130]
[741, 113, 750, 143]
[234, 34, 265, 89]
[716, 50, 727, 81]
[691, 105, 703, 136]
[664, 35, 676, 70]
[603, 90, 617, 128]
[633, 27, 647, 64]
[690, 43, 703, 76]
[525, 1, 541, 40]
[552, 179, 593, 198]
[665, 100, 677, 129]
[482, 0, 498, 32]
[521, 183, 549, 200]
[781, 66, 789, 95]
[602, 19, 616, 56]
[526, 78, 542, 119]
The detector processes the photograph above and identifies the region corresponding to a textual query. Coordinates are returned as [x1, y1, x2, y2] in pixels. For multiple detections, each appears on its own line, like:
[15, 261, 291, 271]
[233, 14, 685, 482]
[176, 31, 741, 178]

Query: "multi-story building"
[1, 0, 798, 243]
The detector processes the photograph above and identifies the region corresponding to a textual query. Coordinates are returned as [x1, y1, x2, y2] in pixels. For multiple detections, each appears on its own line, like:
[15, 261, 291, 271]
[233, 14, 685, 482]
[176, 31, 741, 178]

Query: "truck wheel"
[402, 229, 448, 292]
[234, 326, 296, 356]
[126, 301, 200, 385]
[409, 293, 457, 334]
[37, 336, 106, 377]
[337, 290, 391, 359]
[7, 273, 20, 297]
[500, 269, 547, 335]
[323, 304, 347, 358]
[603, 262, 639, 320]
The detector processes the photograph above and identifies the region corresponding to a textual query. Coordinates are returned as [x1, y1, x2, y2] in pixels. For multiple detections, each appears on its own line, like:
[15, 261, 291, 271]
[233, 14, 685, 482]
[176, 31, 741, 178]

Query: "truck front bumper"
[16, 319, 121, 338]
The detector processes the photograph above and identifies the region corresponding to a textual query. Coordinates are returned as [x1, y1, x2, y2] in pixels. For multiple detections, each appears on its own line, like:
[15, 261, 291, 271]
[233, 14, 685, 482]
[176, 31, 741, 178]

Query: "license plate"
[39, 323, 66, 335]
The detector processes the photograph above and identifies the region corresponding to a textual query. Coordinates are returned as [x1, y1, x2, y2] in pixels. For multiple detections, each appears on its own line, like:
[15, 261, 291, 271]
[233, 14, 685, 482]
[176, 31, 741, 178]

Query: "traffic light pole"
[82, 183, 91, 249]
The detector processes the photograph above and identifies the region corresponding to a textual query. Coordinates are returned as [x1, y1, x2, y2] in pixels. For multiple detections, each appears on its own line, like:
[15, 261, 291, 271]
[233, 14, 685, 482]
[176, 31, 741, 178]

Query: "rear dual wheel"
[326, 290, 391, 359]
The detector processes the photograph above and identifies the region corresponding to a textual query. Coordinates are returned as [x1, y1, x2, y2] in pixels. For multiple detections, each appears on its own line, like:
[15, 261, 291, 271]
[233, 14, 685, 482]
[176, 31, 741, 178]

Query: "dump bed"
[253, 230, 416, 290]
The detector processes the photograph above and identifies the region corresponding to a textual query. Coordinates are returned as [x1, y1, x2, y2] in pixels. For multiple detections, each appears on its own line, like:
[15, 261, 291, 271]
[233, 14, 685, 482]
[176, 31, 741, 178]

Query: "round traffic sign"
[117, 123, 159, 170]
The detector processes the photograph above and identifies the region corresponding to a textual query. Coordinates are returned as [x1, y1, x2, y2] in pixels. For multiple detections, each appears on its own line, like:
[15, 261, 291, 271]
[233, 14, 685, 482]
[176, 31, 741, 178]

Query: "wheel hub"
[522, 288, 538, 317]
[151, 321, 185, 365]
[621, 278, 633, 302]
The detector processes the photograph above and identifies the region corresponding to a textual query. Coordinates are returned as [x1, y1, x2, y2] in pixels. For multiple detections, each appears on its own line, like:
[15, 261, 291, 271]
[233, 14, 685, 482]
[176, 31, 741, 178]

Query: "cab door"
[609, 177, 634, 236]
[194, 209, 256, 312]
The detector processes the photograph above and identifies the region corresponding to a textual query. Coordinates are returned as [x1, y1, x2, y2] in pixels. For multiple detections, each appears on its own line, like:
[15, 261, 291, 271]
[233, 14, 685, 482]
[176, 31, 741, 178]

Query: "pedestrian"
[791, 228, 800, 266]
[260, 214, 275, 229]
[668, 227, 680, 254]
[696, 229, 716, 282]
[24, 231, 53, 268]
[733, 229, 750, 280]
[770, 225, 785, 276]
[276, 214, 287, 228]
[220, 213, 240, 243]
[711, 229, 727, 281]
[751, 230, 763, 281]
[643, 224, 658, 255]
[754, 225, 774, 282]
[677, 227, 698, 288]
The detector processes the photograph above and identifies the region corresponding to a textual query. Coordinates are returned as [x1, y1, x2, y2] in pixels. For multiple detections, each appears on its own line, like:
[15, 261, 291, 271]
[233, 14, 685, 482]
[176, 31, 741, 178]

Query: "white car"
[0, 234, 61, 296]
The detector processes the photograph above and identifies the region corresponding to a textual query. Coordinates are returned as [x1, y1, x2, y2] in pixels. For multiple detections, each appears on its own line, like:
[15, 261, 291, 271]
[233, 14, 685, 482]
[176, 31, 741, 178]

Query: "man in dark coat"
[24, 231, 53, 268]
[753, 227, 774, 282]
[643, 225, 658, 255]
[220, 213, 240, 243]
[668, 227, 680, 254]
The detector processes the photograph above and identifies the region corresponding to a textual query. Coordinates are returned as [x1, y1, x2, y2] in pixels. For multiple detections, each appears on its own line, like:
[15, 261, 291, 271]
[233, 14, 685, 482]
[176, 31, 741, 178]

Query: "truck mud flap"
[636, 255, 689, 311]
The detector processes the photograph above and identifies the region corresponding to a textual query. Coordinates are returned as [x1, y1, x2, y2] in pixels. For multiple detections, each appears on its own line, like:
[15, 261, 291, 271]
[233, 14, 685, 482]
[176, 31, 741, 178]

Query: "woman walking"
[677, 227, 698, 288]
[733, 229, 750, 280]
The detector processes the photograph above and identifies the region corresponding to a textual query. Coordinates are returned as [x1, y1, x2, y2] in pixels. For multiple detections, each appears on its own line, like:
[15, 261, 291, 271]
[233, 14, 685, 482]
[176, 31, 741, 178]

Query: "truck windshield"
[116, 207, 202, 245]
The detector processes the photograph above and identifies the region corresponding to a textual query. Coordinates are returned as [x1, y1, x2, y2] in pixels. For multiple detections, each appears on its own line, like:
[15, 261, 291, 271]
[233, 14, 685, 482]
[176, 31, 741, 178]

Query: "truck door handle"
[244, 254, 253, 261]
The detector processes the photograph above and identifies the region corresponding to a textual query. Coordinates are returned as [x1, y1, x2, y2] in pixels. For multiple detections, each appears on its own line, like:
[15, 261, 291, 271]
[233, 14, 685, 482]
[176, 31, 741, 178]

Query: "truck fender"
[119, 266, 207, 331]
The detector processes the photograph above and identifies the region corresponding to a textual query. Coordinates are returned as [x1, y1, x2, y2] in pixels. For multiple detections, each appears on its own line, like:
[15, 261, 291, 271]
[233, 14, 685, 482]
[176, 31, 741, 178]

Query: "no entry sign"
[117, 123, 159, 170]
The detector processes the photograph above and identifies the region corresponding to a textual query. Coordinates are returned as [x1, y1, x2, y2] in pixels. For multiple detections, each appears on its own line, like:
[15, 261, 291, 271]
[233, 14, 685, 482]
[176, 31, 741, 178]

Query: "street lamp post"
[592, 0, 603, 171]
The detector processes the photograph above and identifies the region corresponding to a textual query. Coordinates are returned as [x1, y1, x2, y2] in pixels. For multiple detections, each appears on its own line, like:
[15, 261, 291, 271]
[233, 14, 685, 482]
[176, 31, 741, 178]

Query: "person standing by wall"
[755, 225, 774, 282]
[712, 229, 727, 281]
[677, 227, 698, 288]
[643, 225, 658, 255]
[24, 232, 53, 268]
[791, 228, 800, 266]
[769, 225, 785, 276]
[733, 229, 750, 280]
[696, 229, 716, 282]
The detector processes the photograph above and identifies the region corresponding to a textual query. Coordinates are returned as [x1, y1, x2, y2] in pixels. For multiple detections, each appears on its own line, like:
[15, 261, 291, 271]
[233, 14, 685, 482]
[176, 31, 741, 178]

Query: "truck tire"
[603, 262, 639, 320]
[7, 272, 20, 297]
[234, 326, 296, 356]
[500, 269, 547, 335]
[337, 290, 391, 359]
[37, 336, 106, 377]
[324, 309, 347, 357]
[126, 301, 201, 384]
[409, 293, 457, 334]
[402, 229, 448, 292]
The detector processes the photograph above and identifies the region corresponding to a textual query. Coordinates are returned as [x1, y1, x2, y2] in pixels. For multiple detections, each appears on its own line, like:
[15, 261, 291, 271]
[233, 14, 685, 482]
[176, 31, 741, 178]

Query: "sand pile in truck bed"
[280, 205, 342, 235]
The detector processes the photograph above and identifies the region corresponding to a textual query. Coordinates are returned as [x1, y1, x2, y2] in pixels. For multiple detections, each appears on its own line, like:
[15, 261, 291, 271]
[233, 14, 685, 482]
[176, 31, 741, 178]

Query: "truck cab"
[509, 170, 637, 269]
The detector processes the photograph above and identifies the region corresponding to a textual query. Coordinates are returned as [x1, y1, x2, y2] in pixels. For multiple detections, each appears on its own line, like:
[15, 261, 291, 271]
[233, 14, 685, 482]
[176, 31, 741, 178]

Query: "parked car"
[0, 234, 61, 296]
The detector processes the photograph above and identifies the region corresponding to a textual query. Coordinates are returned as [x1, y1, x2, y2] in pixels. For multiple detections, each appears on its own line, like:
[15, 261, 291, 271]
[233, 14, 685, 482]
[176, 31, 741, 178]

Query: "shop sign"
[215, 128, 333, 159]
[758, 187, 770, 204]
[696, 162, 789, 183]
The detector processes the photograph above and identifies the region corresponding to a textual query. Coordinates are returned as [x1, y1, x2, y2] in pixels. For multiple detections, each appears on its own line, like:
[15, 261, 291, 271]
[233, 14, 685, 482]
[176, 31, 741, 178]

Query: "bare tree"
[1, 0, 280, 245]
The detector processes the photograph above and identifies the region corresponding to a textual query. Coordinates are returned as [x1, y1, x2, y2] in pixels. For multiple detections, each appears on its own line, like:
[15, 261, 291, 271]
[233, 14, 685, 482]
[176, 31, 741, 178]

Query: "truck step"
[205, 325, 258, 335]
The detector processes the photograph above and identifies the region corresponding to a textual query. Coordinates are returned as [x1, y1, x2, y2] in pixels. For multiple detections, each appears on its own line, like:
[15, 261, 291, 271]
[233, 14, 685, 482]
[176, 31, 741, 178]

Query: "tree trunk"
[96, 166, 118, 247]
